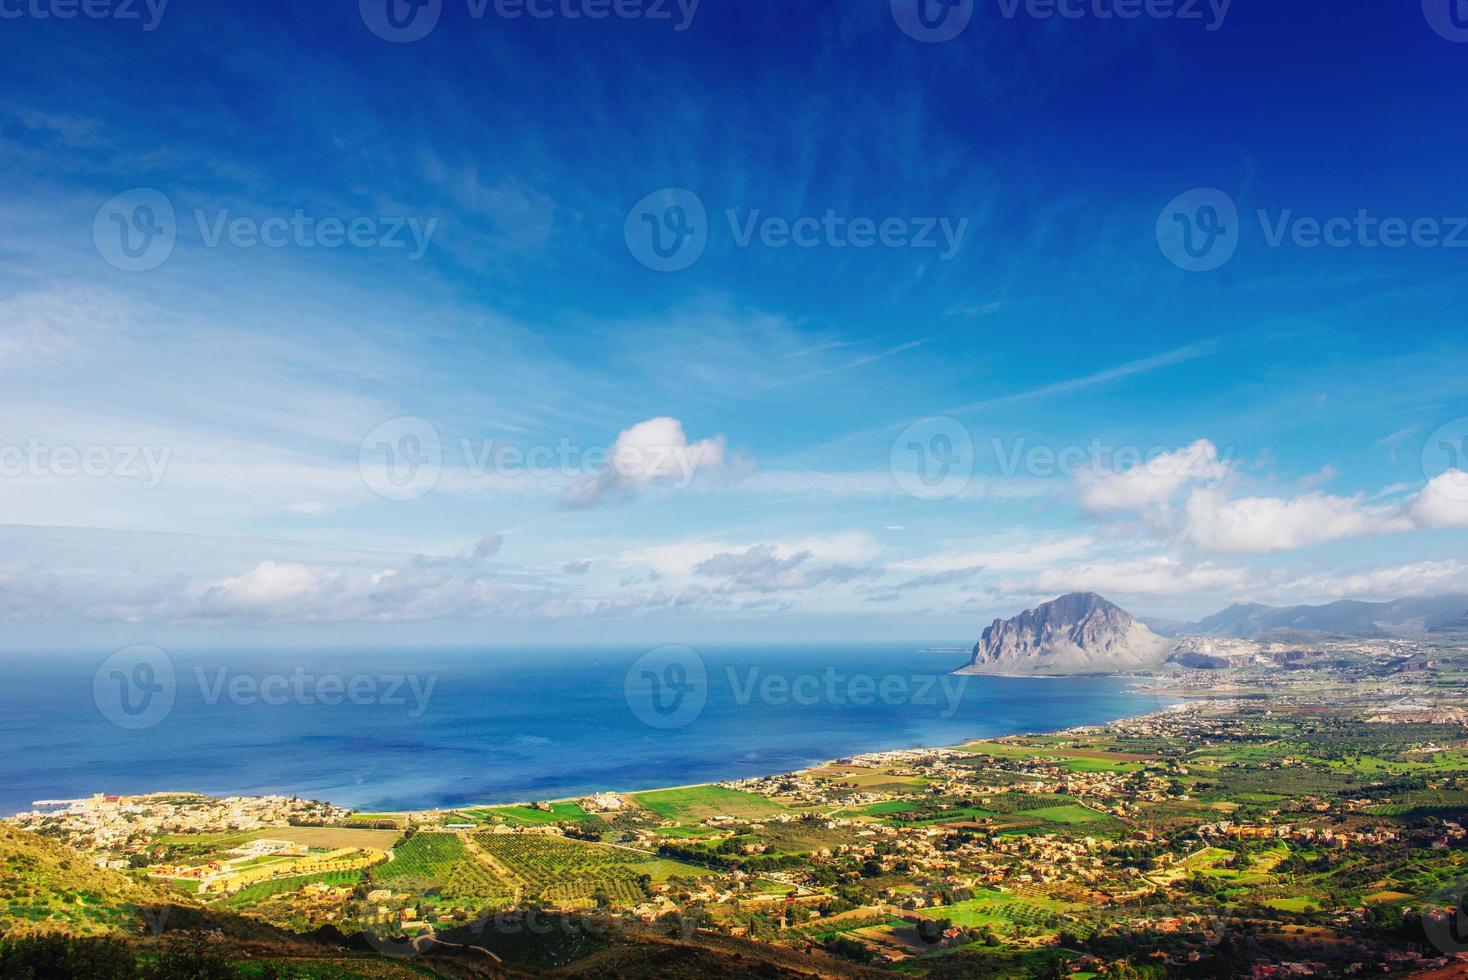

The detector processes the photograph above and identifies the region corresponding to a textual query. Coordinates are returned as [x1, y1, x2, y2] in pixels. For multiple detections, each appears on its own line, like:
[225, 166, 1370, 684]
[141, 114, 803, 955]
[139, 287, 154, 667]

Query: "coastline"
[6, 668, 1189, 819]
[13, 688, 1188, 820]
[461, 693, 1193, 816]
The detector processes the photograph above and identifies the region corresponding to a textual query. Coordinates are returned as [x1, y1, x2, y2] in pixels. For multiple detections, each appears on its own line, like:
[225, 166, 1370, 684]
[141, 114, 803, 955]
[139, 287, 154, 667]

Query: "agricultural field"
[372, 832, 464, 890]
[249, 827, 402, 850]
[471, 832, 701, 907]
[220, 869, 364, 908]
[1013, 803, 1112, 825]
[467, 802, 591, 826]
[631, 785, 789, 823]
[925, 888, 1083, 932]
[957, 740, 1148, 773]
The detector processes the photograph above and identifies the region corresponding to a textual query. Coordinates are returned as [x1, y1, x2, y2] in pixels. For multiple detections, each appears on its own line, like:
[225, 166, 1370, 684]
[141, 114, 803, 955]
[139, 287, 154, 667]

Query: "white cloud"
[1171, 471, 1468, 555]
[0, 285, 130, 366]
[470, 533, 505, 560]
[562, 417, 731, 509]
[621, 531, 882, 580]
[80, 560, 614, 625]
[1407, 471, 1468, 528]
[1077, 439, 1231, 514]
[694, 545, 877, 594]
[891, 535, 1098, 576]
[1269, 560, 1468, 603]
[1009, 555, 1257, 599]
[1179, 489, 1411, 554]
[1071, 438, 1468, 556]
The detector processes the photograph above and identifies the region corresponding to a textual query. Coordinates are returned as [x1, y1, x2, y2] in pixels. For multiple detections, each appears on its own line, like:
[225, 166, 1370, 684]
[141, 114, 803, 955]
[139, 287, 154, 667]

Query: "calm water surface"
[0, 646, 1178, 815]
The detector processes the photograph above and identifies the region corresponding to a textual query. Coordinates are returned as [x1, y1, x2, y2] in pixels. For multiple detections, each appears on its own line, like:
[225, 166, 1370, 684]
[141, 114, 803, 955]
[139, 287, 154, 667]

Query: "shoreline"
[13, 686, 1192, 820]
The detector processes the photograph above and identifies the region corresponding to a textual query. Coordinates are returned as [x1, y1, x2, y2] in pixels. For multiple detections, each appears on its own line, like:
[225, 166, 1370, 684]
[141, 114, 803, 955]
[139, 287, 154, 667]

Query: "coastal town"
[9, 635, 1468, 978]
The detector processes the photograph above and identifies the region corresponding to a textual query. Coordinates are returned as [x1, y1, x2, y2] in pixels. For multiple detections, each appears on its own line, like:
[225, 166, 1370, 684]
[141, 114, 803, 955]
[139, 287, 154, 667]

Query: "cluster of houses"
[7, 791, 350, 862]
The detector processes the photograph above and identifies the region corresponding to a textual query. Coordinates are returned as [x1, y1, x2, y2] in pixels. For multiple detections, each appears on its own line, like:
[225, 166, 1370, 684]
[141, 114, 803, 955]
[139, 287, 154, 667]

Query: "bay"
[0, 645, 1178, 816]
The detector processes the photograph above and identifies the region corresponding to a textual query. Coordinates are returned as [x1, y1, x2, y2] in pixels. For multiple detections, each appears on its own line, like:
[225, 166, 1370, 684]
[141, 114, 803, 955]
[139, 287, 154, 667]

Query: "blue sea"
[0, 646, 1178, 816]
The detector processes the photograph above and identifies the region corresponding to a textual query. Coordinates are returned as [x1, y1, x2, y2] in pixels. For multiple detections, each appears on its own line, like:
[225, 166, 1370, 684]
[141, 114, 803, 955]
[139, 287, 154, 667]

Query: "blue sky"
[1, 0, 1466, 648]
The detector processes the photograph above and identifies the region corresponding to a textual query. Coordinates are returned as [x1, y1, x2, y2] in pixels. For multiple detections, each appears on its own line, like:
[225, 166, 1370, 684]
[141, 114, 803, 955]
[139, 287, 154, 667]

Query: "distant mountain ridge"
[958, 592, 1468, 677]
[1160, 594, 1468, 639]
[958, 592, 1172, 676]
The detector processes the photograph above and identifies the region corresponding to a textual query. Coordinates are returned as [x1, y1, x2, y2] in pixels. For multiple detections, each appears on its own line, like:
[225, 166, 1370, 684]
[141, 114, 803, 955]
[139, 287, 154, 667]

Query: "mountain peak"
[958, 593, 1171, 676]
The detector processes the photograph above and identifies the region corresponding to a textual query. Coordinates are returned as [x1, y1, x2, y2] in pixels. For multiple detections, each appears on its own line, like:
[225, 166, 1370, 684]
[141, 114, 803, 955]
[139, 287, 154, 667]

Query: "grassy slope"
[0, 824, 184, 935]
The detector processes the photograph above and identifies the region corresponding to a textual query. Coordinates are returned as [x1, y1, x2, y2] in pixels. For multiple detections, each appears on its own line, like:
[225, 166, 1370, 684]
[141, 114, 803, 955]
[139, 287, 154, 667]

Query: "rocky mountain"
[1172, 595, 1468, 638]
[958, 592, 1173, 676]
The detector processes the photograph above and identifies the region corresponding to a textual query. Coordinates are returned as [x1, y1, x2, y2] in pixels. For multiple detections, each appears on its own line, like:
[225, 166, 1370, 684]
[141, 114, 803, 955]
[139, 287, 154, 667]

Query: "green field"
[1264, 896, 1324, 913]
[473, 803, 590, 826]
[1014, 803, 1111, 824]
[958, 741, 1146, 773]
[631, 785, 788, 823]
[473, 833, 700, 907]
[854, 800, 921, 816]
[927, 888, 1080, 931]
[220, 869, 363, 907]
[887, 806, 996, 825]
[373, 832, 466, 890]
